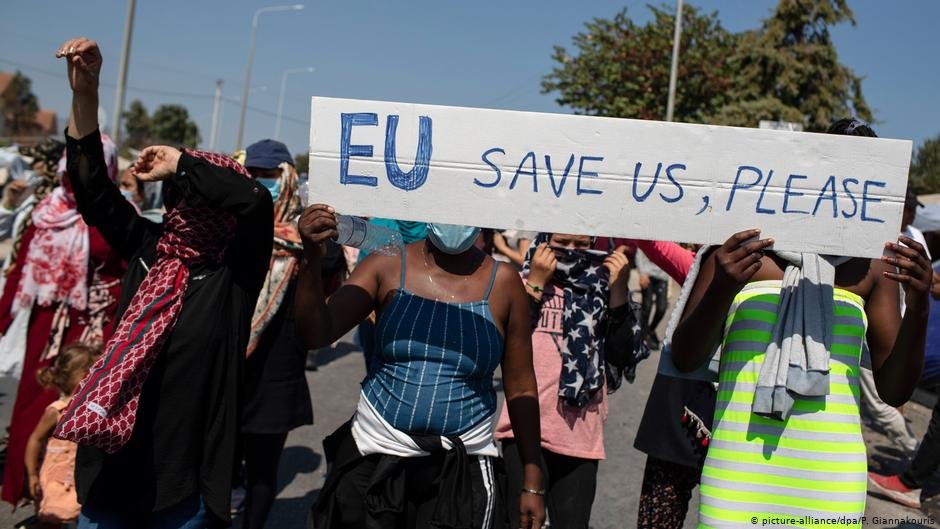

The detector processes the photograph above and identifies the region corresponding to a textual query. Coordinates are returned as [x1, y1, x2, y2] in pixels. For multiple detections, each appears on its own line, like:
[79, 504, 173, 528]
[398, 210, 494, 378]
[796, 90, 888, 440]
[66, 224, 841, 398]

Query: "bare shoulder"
[493, 260, 524, 292]
[834, 256, 888, 300]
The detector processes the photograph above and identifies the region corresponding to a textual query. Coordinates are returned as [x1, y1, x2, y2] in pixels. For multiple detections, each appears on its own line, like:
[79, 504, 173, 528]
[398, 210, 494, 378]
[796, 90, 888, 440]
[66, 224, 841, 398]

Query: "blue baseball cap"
[245, 139, 294, 169]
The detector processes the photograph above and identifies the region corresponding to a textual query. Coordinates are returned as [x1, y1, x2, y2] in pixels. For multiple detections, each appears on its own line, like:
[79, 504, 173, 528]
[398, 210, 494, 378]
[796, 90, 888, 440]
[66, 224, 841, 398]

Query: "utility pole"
[235, 4, 305, 150]
[111, 0, 136, 143]
[209, 80, 223, 151]
[665, 0, 683, 122]
[275, 67, 314, 141]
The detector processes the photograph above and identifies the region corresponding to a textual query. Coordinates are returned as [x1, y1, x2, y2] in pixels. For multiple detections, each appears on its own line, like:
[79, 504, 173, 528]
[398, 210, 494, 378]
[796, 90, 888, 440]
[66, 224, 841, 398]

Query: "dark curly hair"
[827, 118, 877, 138]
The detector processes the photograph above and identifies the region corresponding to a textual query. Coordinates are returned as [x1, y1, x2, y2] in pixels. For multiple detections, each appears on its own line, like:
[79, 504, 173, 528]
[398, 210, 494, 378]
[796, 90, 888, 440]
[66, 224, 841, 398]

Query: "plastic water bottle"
[335, 215, 403, 256]
[298, 181, 403, 256]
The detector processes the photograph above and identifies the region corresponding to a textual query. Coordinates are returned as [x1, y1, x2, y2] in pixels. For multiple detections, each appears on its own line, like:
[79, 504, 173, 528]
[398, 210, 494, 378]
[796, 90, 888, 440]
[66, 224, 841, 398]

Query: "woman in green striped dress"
[671, 218, 931, 527]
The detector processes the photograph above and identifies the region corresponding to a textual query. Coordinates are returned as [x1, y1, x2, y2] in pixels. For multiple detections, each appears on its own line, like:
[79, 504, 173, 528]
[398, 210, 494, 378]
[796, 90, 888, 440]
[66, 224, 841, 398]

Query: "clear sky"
[2, 1, 938, 159]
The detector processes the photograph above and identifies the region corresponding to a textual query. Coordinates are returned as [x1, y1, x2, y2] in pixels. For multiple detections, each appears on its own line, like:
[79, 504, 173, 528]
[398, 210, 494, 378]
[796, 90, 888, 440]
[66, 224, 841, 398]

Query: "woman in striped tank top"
[670, 219, 931, 528]
[296, 205, 546, 529]
[670, 116, 933, 529]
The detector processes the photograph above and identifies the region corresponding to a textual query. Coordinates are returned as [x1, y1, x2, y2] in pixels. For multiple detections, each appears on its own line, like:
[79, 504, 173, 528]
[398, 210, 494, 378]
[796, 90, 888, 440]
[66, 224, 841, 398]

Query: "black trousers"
[501, 440, 598, 529]
[903, 397, 940, 488]
[243, 432, 289, 529]
[641, 277, 668, 335]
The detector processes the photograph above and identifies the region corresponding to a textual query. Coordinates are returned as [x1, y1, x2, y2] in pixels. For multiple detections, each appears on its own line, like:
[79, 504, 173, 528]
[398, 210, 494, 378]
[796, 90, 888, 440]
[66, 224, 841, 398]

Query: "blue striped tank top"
[362, 252, 504, 436]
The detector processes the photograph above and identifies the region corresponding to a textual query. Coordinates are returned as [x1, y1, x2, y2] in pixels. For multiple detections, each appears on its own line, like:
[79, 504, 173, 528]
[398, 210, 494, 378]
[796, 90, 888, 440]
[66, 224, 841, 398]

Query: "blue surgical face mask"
[257, 177, 280, 201]
[120, 189, 138, 205]
[427, 223, 481, 254]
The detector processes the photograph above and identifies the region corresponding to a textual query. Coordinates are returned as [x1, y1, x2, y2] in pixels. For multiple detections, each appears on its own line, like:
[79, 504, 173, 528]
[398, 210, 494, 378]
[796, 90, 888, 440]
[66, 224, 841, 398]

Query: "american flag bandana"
[523, 233, 611, 407]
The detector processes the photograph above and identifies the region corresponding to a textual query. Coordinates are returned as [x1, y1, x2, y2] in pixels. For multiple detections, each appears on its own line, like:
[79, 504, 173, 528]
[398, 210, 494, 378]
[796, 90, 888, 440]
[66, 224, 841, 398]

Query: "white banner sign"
[309, 97, 913, 258]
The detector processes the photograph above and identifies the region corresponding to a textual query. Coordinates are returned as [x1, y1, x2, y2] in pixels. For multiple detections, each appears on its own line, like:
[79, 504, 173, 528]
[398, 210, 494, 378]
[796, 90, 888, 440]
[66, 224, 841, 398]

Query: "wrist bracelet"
[521, 487, 545, 496]
[525, 282, 544, 293]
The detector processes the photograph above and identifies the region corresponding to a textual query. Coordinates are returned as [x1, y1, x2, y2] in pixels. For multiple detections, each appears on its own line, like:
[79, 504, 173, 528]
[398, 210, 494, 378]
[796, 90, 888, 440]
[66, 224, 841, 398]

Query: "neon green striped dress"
[698, 280, 867, 529]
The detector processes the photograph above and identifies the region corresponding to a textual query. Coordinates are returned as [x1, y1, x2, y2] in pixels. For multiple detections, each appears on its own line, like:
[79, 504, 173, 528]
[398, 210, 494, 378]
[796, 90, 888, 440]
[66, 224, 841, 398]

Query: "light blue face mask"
[119, 189, 138, 205]
[257, 177, 280, 201]
[427, 223, 481, 254]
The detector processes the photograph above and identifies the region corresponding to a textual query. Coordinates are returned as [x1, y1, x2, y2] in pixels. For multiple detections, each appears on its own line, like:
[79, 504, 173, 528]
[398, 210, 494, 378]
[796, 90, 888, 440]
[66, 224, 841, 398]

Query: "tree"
[149, 104, 200, 148]
[543, 1, 870, 131]
[542, 4, 739, 122]
[910, 135, 940, 195]
[122, 100, 151, 149]
[294, 152, 309, 175]
[1, 72, 40, 136]
[709, 0, 871, 130]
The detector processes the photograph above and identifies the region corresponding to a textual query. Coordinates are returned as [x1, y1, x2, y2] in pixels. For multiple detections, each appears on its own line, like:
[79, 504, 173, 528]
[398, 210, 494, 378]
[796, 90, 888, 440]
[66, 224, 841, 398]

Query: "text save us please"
[473, 150, 888, 224]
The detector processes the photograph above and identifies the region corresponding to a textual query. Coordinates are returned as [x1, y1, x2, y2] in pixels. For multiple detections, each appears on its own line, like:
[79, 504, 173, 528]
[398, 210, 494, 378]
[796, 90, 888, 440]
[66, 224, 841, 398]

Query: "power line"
[0, 57, 309, 125]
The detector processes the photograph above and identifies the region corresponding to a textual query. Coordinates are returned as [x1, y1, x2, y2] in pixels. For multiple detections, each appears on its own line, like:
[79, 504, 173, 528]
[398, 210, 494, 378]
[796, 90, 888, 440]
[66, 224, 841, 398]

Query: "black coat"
[67, 131, 273, 521]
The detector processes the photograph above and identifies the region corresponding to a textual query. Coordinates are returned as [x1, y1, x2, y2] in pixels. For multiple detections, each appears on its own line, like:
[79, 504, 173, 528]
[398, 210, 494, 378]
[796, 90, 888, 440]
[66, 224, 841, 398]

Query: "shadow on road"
[277, 446, 322, 495]
[235, 446, 322, 529]
[316, 342, 362, 369]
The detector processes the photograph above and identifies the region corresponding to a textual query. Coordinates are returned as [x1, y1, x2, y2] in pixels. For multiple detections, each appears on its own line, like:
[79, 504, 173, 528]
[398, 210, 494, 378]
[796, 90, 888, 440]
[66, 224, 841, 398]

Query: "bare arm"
[672, 230, 773, 372]
[24, 407, 60, 501]
[868, 237, 931, 406]
[58, 37, 101, 140]
[295, 205, 382, 348]
[498, 267, 546, 529]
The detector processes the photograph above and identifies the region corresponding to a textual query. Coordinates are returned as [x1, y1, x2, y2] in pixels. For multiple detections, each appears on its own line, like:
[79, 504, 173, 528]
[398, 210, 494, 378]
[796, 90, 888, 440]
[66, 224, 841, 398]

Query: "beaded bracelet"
[525, 282, 544, 293]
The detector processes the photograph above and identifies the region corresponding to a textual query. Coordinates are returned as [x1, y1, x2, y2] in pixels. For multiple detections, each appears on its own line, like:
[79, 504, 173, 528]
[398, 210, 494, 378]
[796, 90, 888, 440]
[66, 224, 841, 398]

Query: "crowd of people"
[0, 35, 934, 529]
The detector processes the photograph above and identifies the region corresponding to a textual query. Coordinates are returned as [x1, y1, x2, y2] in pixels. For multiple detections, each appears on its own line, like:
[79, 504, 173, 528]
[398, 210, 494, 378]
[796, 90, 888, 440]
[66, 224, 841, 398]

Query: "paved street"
[0, 333, 935, 528]
[251, 335, 940, 529]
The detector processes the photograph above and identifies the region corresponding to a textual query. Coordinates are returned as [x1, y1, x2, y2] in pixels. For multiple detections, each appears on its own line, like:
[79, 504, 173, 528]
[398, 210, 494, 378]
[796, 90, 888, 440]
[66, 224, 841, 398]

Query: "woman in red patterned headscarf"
[53, 37, 272, 528]
[0, 133, 125, 508]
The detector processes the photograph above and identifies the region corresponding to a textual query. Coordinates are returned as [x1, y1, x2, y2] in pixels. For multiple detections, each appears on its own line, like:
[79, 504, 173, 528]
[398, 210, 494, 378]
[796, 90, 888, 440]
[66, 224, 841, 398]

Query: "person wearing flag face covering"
[494, 233, 642, 528]
[50, 37, 273, 528]
[296, 206, 546, 528]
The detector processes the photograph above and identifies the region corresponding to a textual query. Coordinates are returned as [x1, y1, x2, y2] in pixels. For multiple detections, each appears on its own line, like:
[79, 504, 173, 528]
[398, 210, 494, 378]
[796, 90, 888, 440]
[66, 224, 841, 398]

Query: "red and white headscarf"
[246, 161, 302, 356]
[56, 149, 252, 453]
[12, 134, 118, 316]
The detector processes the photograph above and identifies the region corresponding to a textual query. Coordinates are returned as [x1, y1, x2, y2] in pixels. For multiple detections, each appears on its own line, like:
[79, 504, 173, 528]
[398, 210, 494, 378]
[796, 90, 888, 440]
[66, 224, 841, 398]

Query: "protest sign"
[308, 96, 913, 258]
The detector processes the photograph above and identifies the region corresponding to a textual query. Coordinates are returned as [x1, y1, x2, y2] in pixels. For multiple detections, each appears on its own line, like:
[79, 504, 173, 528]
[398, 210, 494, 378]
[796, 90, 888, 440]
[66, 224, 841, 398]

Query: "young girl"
[494, 233, 641, 528]
[24, 343, 99, 528]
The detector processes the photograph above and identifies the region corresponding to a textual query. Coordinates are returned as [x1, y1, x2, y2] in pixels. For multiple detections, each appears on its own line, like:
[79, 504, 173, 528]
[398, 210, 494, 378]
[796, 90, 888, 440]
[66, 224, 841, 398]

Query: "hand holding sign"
[883, 236, 932, 312]
[712, 229, 775, 293]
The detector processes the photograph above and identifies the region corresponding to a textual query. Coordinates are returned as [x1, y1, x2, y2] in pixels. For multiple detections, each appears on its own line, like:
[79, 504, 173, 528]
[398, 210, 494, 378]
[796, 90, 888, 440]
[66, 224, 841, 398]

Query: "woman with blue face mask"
[239, 139, 317, 529]
[296, 205, 546, 529]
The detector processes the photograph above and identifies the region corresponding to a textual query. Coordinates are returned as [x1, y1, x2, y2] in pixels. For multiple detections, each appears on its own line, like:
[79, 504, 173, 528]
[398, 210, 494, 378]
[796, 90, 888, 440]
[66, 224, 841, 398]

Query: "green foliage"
[543, 1, 871, 130]
[294, 152, 309, 175]
[542, 5, 738, 122]
[1, 72, 40, 136]
[122, 100, 151, 149]
[712, 0, 871, 131]
[150, 104, 200, 148]
[910, 135, 940, 194]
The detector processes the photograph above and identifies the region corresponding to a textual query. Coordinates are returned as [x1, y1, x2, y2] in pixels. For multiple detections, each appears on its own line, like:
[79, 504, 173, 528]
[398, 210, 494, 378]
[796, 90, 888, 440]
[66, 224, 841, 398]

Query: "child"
[24, 343, 99, 528]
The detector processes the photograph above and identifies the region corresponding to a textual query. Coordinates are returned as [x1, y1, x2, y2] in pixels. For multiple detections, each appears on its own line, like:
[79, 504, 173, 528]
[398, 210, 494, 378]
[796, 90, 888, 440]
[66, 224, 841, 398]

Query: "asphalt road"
[0, 325, 935, 528]
[246, 335, 940, 529]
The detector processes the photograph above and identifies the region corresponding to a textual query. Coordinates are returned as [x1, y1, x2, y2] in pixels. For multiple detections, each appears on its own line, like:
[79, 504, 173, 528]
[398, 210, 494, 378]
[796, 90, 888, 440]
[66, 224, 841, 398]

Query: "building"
[0, 70, 58, 143]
